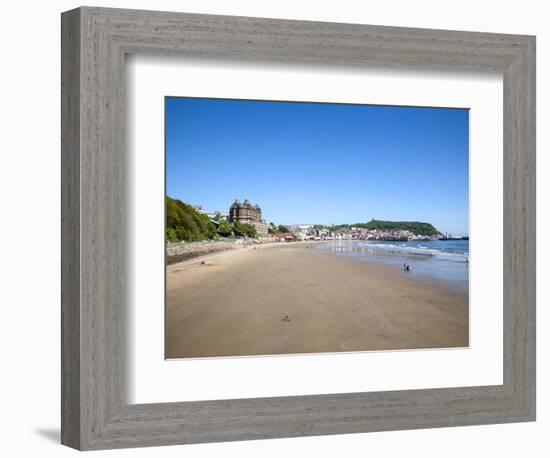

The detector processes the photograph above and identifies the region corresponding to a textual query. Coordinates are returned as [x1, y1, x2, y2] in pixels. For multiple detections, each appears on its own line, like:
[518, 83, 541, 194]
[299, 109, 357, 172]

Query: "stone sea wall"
[166, 239, 258, 265]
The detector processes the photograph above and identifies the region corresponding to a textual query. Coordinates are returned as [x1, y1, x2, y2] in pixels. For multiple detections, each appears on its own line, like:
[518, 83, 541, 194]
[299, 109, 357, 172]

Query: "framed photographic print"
[61, 6, 536, 450]
[164, 97, 470, 359]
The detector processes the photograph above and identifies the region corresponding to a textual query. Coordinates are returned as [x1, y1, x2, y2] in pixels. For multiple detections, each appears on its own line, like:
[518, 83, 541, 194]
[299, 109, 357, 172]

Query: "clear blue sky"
[166, 97, 469, 235]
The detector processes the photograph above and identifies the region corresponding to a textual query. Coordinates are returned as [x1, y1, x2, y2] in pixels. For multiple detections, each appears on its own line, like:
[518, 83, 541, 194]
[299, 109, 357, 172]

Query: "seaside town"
[175, 197, 466, 242]
[166, 197, 467, 263]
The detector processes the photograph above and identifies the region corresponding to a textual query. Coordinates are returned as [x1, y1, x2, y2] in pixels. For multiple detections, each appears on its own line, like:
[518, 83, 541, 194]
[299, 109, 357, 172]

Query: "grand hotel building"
[229, 199, 268, 236]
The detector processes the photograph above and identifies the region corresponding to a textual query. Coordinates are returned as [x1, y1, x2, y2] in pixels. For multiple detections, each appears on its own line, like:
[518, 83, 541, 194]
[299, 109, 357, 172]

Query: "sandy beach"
[166, 243, 469, 358]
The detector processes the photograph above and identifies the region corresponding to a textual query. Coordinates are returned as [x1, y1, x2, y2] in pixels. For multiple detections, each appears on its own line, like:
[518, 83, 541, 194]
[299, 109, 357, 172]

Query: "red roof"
[274, 233, 293, 239]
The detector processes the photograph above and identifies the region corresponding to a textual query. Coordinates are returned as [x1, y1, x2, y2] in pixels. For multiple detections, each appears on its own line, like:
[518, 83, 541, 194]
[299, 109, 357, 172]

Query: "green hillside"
[332, 219, 441, 236]
[166, 197, 217, 242]
[360, 219, 441, 236]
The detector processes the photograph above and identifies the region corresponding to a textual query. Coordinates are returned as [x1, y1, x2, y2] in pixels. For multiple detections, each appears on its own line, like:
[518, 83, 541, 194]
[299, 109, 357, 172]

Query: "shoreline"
[168, 240, 468, 296]
[166, 243, 469, 359]
[166, 238, 326, 265]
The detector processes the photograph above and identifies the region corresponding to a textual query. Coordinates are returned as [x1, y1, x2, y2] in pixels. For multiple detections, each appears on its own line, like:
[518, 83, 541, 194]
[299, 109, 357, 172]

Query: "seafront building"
[229, 199, 269, 236]
[192, 199, 442, 242]
[207, 210, 229, 221]
[288, 225, 441, 242]
[192, 205, 207, 214]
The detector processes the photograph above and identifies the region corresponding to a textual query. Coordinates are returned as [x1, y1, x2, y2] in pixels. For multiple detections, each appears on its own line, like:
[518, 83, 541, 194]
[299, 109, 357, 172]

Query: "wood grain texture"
[60, 7, 81, 449]
[61, 6, 536, 450]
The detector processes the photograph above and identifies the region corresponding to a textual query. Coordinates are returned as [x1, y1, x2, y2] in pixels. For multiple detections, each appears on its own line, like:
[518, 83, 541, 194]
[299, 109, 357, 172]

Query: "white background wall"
[0, 1, 546, 456]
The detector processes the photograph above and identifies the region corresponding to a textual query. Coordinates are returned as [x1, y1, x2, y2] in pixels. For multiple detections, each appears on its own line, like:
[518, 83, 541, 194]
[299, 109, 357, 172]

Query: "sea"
[315, 239, 469, 295]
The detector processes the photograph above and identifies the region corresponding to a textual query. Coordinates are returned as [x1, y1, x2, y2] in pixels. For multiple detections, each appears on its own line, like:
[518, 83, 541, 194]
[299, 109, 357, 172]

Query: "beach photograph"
[165, 97, 469, 359]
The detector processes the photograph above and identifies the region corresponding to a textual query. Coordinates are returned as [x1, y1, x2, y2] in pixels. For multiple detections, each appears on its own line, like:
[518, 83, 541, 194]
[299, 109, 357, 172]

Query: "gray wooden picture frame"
[61, 6, 536, 451]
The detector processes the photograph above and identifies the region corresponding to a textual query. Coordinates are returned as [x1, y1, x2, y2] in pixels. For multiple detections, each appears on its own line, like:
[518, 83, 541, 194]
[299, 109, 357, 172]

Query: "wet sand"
[166, 244, 469, 358]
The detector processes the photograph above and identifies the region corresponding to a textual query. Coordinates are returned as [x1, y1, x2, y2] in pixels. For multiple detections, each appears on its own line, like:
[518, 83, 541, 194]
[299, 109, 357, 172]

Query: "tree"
[217, 220, 233, 237]
[165, 196, 218, 242]
[234, 221, 257, 238]
[166, 227, 178, 243]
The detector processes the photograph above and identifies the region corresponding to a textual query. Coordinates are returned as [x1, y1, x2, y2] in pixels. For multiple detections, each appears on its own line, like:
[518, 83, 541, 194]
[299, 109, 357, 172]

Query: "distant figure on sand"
[403, 263, 411, 272]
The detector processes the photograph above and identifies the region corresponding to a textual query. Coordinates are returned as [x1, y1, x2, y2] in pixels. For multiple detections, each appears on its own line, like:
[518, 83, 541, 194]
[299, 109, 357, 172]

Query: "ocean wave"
[322, 241, 469, 260]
